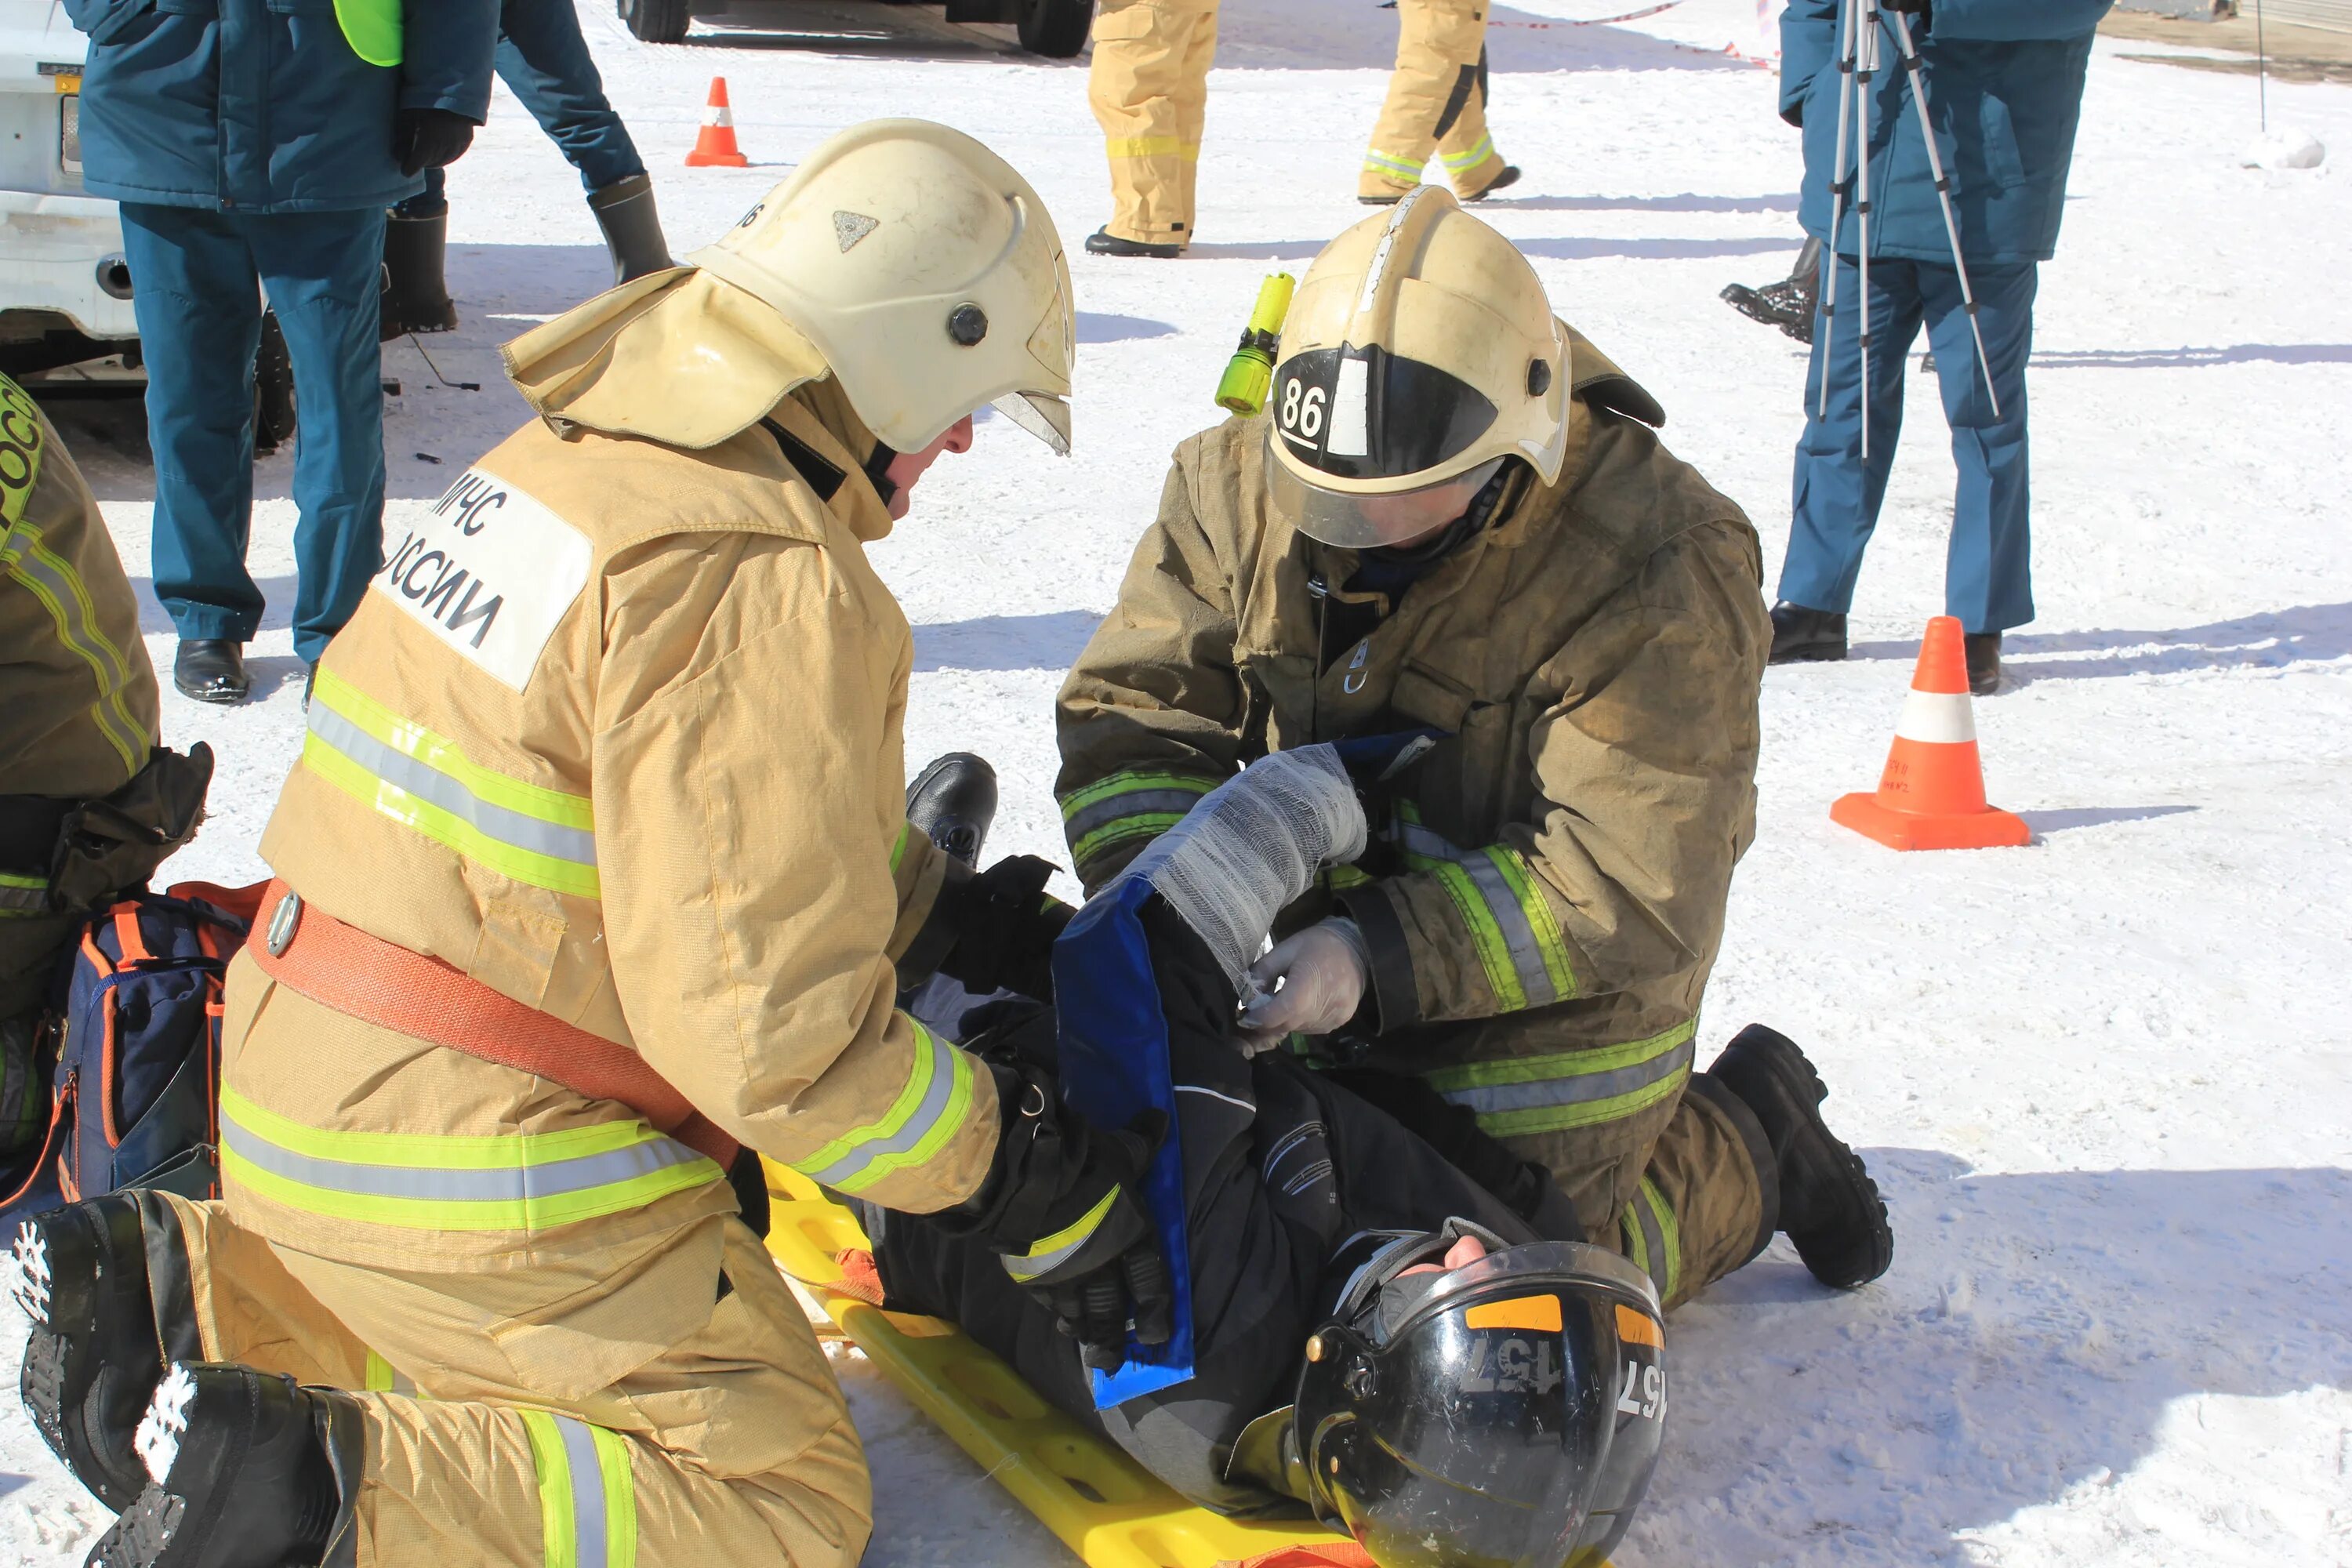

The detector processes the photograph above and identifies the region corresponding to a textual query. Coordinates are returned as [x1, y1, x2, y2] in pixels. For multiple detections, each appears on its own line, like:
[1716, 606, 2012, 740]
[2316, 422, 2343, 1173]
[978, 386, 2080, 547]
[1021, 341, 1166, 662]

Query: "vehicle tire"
[252, 311, 296, 456]
[1016, 0, 1092, 57]
[618, 0, 689, 44]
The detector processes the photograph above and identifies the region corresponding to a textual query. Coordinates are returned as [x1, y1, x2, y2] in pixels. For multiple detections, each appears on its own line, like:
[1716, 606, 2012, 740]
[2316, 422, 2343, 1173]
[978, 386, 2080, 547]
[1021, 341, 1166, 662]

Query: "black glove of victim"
[394, 107, 479, 176]
[962, 1059, 1173, 1372]
[935, 855, 1074, 1003]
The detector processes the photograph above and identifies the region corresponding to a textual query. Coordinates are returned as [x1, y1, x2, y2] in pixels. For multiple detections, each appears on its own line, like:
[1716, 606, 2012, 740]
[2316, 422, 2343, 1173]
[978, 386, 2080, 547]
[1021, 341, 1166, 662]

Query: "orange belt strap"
[245, 880, 740, 1168]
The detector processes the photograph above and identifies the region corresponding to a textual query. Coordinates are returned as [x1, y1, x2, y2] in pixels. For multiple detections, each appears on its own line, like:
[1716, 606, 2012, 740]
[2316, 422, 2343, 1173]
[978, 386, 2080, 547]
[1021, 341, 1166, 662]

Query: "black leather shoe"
[1460, 164, 1521, 201]
[906, 753, 997, 869]
[1768, 602, 1847, 664]
[1085, 227, 1182, 260]
[1965, 632, 2002, 695]
[1704, 1024, 1892, 1290]
[172, 641, 249, 705]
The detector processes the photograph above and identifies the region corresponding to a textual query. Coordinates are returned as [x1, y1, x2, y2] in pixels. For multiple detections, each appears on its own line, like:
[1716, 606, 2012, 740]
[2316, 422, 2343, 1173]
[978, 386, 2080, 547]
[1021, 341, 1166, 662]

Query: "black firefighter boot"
[905, 753, 997, 869]
[1721, 235, 1820, 344]
[90, 1363, 365, 1568]
[587, 173, 677, 285]
[1700, 1024, 1893, 1289]
[1769, 601, 1848, 665]
[379, 206, 458, 339]
[13, 1194, 201, 1512]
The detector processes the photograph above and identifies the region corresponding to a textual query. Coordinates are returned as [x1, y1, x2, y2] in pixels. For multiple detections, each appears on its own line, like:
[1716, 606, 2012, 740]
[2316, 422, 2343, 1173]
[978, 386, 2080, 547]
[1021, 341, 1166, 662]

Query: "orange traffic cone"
[1831, 615, 2030, 851]
[684, 78, 749, 168]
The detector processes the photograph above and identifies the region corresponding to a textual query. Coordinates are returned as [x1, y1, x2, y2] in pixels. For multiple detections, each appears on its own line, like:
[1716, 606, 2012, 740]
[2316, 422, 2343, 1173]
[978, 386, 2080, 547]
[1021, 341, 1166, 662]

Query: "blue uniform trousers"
[1780, 253, 2038, 634]
[120, 203, 387, 666]
[401, 0, 643, 217]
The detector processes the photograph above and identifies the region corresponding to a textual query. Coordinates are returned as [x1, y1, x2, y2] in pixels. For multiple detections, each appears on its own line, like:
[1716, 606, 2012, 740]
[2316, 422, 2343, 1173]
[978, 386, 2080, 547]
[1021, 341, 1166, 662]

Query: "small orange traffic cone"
[684, 78, 749, 169]
[1831, 615, 2030, 851]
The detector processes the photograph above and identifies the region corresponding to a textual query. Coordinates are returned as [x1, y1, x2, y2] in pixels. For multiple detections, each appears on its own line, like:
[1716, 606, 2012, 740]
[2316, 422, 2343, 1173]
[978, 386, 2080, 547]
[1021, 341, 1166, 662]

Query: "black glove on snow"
[934, 855, 1074, 1002]
[394, 108, 479, 176]
[956, 1056, 1173, 1371]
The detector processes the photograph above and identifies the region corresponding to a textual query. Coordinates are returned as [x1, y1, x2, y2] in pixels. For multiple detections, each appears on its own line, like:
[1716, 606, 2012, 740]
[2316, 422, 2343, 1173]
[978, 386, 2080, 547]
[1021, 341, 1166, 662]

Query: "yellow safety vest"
[334, 0, 403, 68]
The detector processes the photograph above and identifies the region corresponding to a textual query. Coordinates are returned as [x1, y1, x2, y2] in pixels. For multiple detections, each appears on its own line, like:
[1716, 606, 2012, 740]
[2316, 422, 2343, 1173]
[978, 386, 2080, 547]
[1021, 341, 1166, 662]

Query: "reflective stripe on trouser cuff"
[362, 1348, 416, 1395]
[1363, 149, 1425, 180]
[520, 1409, 638, 1568]
[302, 666, 601, 899]
[1443, 134, 1496, 172]
[0, 870, 46, 916]
[1105, 137, 1200, 161]
[1400, 828, 1574, 1011]
[1423, 1020, 1697, 1139]
[787, 1018, 977, 1196]
[219, 1087, 722, 1232]
[1062, 770, 1217, 868]
[1002, 1186, 1121, 1283]
[1619, 1178, 1681, 1303]
[0, 518, 149, 773]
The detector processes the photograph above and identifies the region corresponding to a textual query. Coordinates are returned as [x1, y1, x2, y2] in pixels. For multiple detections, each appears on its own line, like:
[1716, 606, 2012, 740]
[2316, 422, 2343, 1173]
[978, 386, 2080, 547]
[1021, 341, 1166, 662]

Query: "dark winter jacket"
[869, 906, 1564, 1516]
[67, 0, 498, 212]
[1781, 0, 2110, 264]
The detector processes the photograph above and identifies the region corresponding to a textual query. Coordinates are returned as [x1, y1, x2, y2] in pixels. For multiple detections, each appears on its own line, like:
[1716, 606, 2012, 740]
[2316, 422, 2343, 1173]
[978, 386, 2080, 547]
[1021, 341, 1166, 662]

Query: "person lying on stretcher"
[855, 747, 1682, 1566]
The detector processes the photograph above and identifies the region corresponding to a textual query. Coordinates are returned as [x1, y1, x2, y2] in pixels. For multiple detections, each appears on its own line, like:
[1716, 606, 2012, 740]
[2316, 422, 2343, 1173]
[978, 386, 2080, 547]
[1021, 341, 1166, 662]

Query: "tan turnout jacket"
[1057, 328, 1769, 1189]
[228, 383, 1000, 1278]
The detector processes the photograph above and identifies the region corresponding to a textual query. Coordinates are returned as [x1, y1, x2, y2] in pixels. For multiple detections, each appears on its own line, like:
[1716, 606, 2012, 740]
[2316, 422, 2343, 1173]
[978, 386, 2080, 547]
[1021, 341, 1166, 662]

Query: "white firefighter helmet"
[691, 118, 1075, 456]
[1265, 187, 1567, 547]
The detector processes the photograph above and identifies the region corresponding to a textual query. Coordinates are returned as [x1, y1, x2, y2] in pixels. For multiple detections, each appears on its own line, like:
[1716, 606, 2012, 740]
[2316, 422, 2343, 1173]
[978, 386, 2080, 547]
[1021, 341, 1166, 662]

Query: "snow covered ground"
[7, 0, 2352, 1563]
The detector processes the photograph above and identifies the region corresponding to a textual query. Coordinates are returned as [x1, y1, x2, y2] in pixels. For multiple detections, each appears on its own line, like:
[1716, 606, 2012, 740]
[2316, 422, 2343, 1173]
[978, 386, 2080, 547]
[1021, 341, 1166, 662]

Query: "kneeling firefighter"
[1057, 188, 1893, 1320]
[2, 374, 210, 1199]
[11, 121, 1167, 1568]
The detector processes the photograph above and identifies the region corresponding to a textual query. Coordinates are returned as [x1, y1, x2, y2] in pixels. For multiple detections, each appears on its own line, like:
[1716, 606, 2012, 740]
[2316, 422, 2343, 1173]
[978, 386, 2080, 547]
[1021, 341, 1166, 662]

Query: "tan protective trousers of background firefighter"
[156, 1186, 869, 1568]
[1359, 0, 1508, 202]
[1089, 0, 1220, 246]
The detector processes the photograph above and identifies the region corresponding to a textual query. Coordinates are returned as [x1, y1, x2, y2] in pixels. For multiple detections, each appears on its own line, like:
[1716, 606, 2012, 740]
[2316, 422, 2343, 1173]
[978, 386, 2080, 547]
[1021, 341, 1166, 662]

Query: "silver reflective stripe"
[305, 701, 598, 869]
[1397, 821, 1461, 863]
[220, 1112, 704, 1204]
[1451, 849, 1564, 1009]
[1063, 788, 1214, 843]
[796, 1027, 964, 1189]
[555, 1414, 608, 1568]
[0, 874, 48, 915]
[1439, 1036, 1697, 1117]
[2, 524, 147, 767]
[1626, 1197, 1670, 1298]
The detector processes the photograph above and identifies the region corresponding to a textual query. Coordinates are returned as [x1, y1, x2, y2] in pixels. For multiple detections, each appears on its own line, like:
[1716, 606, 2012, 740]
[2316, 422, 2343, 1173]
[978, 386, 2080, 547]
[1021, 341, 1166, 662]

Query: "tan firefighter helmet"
[691, 118, 1076, 456]
[1265, 187, 1568, 547]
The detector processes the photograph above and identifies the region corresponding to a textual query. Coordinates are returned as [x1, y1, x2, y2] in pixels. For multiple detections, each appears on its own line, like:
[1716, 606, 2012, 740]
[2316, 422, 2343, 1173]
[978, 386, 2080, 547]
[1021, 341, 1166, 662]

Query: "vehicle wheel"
[618, 0, 688, 44]
[1016, 0, 1092, 57]
[253, 311, 296, 456]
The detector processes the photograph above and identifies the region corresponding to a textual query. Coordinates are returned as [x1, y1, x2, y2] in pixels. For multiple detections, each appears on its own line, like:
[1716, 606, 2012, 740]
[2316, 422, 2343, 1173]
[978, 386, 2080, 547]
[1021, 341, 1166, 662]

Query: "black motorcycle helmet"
[1292, 1224, 1668, 1568]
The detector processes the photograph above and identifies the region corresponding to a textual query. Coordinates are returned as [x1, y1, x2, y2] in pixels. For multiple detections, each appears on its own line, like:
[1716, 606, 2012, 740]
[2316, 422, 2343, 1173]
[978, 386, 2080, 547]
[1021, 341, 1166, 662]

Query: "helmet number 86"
[1279, 377, 1326, 441]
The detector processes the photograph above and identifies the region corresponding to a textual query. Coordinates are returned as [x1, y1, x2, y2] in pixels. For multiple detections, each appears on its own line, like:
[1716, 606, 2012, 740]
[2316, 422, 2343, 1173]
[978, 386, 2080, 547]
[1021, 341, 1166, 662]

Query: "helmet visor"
[993, 390, 1071, 456]
[1268, 452, 1504, 550]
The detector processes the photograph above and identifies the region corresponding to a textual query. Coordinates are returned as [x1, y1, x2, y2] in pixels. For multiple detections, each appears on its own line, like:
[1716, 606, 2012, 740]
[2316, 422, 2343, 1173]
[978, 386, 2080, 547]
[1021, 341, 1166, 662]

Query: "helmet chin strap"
[864, 441, 899, 510]
[1364, 460, 1519, 565]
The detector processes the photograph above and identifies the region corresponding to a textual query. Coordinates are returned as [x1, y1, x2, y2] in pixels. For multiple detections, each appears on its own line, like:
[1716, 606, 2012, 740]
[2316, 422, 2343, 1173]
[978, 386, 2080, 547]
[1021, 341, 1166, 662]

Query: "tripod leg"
[1854, 0, 1877, 461]
[1886, 7, 2002, 419]
[1818, 0, 1857, 420]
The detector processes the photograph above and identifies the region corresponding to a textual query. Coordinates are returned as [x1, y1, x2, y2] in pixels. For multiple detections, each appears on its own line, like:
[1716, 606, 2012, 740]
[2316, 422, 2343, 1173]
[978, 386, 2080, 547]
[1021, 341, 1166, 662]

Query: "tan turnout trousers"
[157, 1187, 866, 1568]
[1089, 0, 1220, 246]
[1360, 0, 1508, 201]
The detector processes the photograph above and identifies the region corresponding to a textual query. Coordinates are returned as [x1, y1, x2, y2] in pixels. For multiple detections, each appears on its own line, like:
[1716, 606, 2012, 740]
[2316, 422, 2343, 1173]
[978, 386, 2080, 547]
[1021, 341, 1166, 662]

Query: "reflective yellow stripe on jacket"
[219, 1087, 721, 1232]
[1421, 1019, 1697, 1140]
[1395, 804, 1575, 1012]
[0, 869, 46, 918]
[783, 1018, 976, 1196]
[520, 1409, 638, 1568]
[301, 666, 600, 899]
[1060, 768, 1219, 878]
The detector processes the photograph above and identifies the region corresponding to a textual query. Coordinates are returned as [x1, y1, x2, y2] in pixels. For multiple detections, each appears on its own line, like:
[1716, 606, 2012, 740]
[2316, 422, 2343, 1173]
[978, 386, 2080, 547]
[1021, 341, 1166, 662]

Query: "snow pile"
[5, 3, 2349, 1566]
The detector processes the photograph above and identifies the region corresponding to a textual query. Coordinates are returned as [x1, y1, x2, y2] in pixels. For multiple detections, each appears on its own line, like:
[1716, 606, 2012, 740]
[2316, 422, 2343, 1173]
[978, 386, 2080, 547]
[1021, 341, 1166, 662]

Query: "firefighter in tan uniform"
[11, 122, 1171, 1568]
[1359, 0, 1519, 205]
[1083, 0, 1220, 258]
[1056, 191, 1892, 1316]
[1, 375, 208, 1171]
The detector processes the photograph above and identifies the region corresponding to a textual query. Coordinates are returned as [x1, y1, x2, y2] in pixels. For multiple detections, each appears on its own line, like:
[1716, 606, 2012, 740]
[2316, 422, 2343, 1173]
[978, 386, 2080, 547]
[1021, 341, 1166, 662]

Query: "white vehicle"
[0, 0, 136, 379]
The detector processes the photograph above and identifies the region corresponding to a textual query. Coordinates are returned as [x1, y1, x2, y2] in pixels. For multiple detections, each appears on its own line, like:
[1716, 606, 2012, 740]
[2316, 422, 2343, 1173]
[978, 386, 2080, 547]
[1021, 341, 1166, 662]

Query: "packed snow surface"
[5, 1, 2350, 1563]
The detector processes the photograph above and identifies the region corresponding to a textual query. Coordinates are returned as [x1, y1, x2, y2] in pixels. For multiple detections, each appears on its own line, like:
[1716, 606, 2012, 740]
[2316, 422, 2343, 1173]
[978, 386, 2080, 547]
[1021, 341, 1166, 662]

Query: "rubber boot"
[1701, 1024, 1893, 1289]
[1084, 227, 1182, 260]
[587, 173, 677, 285]
[1720, 236, 1820, 345]
[1767, 602, 1847, 665]
[13, 1194, 198, 1512]
[90, 1363, 364, 1568]
[905, 753, 997, 869]
[379, 209, 458, 339]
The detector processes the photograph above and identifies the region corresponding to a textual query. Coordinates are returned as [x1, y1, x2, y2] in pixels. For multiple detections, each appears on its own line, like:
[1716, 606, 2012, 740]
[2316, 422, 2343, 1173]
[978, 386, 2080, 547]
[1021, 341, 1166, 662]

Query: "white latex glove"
[1237, 918, 1370, 1053]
